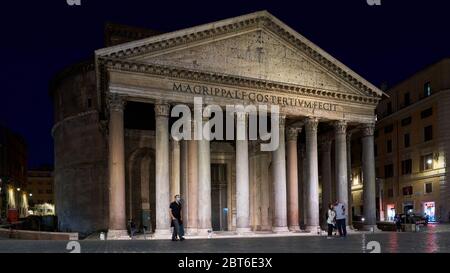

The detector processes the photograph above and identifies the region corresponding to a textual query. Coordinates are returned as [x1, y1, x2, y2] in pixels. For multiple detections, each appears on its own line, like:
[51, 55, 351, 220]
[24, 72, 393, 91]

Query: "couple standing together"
[326, 201, 347, 239]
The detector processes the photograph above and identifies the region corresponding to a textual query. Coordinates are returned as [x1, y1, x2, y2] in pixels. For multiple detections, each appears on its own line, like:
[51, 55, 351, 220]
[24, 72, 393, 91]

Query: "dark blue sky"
[0, 0, 449, 168]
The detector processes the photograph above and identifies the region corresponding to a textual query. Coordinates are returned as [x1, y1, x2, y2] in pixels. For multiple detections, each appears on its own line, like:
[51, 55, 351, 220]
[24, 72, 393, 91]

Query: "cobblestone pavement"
[0, 224, 449, 253]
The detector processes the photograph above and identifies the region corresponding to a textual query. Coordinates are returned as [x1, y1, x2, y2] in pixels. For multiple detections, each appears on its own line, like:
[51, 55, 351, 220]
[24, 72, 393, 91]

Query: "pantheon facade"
[51, 11, 386, 238]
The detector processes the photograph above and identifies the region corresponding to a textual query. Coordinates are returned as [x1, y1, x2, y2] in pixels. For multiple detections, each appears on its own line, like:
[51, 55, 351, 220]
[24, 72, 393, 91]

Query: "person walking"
[334, 200, 347, 238]
[395, 214, 402, 232]
[326, 203, 336, 239]
[170, 194, 185, 241]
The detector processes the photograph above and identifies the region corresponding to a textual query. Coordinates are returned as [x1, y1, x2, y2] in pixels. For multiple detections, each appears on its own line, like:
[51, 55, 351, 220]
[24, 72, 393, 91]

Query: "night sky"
[0, 0, 449, 168]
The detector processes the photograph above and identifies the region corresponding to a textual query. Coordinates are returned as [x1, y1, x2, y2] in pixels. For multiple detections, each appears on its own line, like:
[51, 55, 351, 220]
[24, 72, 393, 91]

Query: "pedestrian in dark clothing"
[395, 214, 402, 232]
[170, 194, 185, 241]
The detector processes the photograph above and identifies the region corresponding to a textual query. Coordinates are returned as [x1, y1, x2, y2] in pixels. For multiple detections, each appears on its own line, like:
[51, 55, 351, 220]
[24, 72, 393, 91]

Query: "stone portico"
[94, 11, 386, 238]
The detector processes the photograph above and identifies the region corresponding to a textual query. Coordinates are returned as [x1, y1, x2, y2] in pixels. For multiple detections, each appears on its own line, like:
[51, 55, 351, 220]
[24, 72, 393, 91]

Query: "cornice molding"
[99, 58, 380, 106]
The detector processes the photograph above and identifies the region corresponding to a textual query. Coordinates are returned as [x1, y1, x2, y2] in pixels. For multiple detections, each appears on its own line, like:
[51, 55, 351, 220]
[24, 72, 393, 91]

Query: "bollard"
[100, 232, 105, 240]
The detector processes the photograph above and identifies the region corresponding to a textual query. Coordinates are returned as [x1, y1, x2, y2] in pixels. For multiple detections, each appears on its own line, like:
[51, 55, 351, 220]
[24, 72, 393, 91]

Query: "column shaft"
[362, 124, 377, 228]
[170, 140, 181, 198]
[287, 127, 300, 231]
[305, 117, 320, 233]
[107, 94, 127, 238]
[186, 122, 199, 234]
[334, 121, 349, 223]
[320, 137, 332, 227]
[197, 118, 212, 235]
[346, 132, 353, 227]
[154, 103, 171, 236]
[272, 115, 288, 232]
[236, 112, 251, 233]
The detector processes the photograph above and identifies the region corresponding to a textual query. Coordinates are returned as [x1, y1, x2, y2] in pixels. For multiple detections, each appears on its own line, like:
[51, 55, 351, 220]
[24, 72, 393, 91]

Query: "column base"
[236, 227, 253, 235]
[107, 230, 130, 240]
[305, 225, 322, 235]
[362, 224, 380, 232]
[272, 226, 290, 233]
[185, 228, 198, 236]
[153, 228, 171, 238]
[197, 228, 213, 237]
[288, 225, 301, 232]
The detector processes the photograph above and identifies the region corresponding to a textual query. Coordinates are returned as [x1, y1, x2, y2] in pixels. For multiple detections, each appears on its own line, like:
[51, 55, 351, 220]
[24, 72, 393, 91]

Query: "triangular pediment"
[137, 30, 355, 95]
[96, 11, 387, 99]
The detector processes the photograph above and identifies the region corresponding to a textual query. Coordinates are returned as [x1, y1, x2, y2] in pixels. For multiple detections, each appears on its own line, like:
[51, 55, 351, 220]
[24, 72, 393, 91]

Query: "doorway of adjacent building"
[211, 163, 228, 231]
[403, 202, 414, 215]
[387, 204, 396, 222]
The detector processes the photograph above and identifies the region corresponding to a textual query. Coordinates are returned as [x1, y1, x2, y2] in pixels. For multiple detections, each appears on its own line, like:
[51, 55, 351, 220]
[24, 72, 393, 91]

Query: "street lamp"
[16, 188, 21, 192]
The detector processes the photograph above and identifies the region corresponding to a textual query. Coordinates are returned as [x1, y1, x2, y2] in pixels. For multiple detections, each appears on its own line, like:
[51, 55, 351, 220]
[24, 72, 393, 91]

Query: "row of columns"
[106, 95, 378, 237]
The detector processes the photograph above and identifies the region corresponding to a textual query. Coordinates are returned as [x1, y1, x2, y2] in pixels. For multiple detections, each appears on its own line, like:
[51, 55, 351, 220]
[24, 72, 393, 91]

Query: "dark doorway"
[211, 164, 228, 231]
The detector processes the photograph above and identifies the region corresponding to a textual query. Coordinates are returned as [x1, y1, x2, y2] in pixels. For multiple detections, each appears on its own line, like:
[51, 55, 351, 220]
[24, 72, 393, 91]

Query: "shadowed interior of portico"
[120, 101, 360, 235]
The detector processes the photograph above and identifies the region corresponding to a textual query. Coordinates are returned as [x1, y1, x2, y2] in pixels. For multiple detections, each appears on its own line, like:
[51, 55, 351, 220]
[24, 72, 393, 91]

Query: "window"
[425, 183, 433, 194]
[388, 188, 394, 198]
[401, 117, 412, 126]
[46, 189, 53, 194]
[374, 130, 379, 138]
[374, 144, 378, 157]
[404, 92, 410, 106]
[424, 82, 432, 97]
[421, 154, 433, 171]
[384, 124, 394, 133]
[402, 186, 413, 196]
[387, 140, 392, 153]
[421, 108, 433, 119]
[38, 189, 43, 194]
[424, 125, 433, 142]
[87, 98, 92, 109]
[401, 159, 412, 175]
[384, 164, 394, 178]
[404, 133, 410, 148]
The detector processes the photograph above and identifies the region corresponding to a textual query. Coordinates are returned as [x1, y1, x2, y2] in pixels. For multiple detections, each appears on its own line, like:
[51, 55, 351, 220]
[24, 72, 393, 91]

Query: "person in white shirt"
[326, 203, 336, 239]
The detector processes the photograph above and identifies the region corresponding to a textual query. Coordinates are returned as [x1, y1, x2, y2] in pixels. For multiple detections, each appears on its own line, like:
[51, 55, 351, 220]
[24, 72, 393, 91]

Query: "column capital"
[278, 115, 287, 127]
[155, 103, 170, 117]
[304, 117, 319, 132]
[235, 111, 248, 121]
[334, 120, 347, 134]
[107, 93, 126, 112]
[346, 131, 353, 145]
[361, 123, 376, 137]
[286, 127, 301, 141]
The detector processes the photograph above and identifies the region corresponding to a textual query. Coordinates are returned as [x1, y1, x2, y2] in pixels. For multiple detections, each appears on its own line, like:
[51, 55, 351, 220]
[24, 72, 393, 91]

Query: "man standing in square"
[170, 194, 185, 241]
